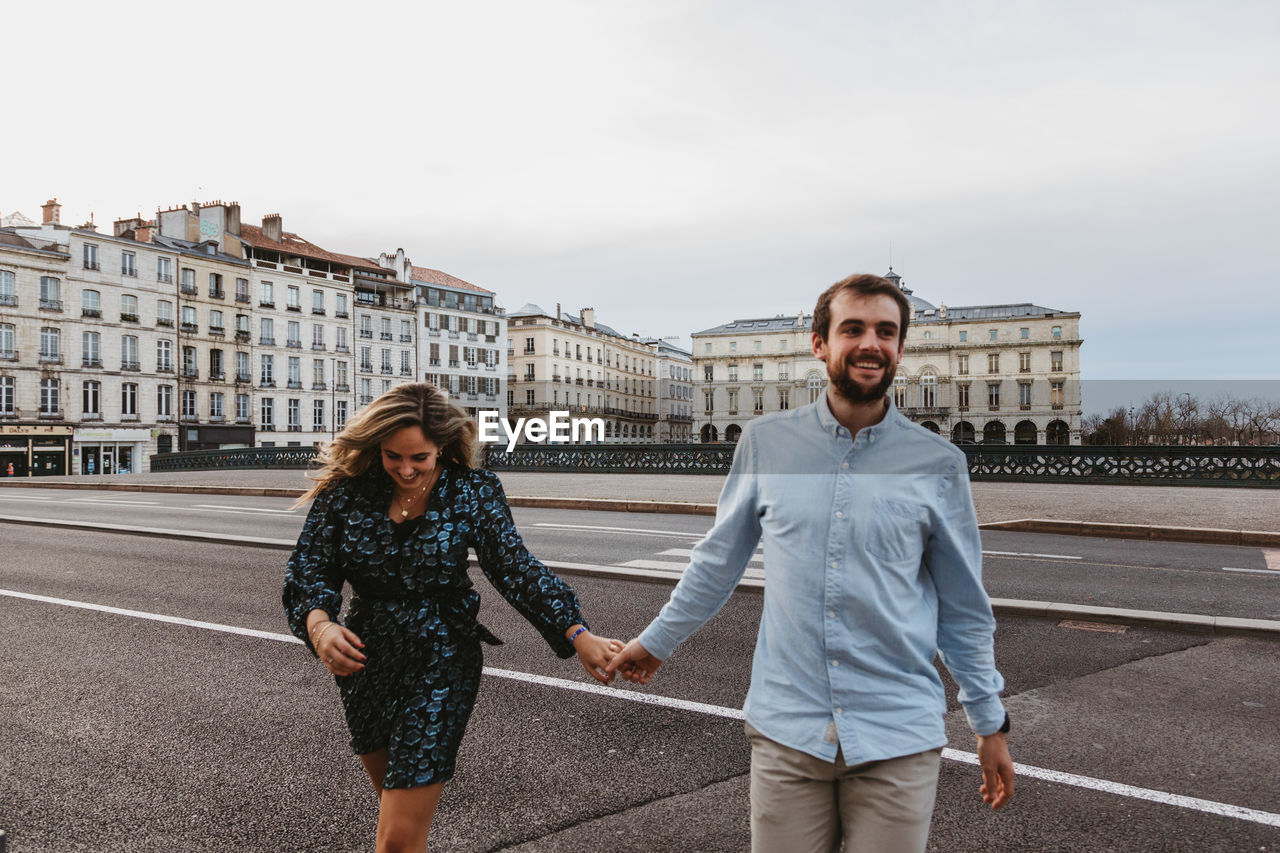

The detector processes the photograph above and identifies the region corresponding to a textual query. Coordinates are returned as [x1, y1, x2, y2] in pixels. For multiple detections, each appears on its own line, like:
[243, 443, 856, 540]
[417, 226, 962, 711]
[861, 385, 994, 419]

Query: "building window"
[729, 341, 737, 352]
[524, 363, 535, 380]
[1020, 327, 1029, 339]
[209, 273, 224, 299]
[40, 378, 60, 415]
[1019, 352, 1031, 372]
[288, 357, 301, 388]
[525, 389, 535, 405]
[359, 315, 372, 338]
[727, 389, 738, 414]
[40, 276, 61, 310]
[313, 360, 325, 387]
[335, 400, 348, 429]
[987, 353, 999, 374]
[728, 364, 738, 382]
[957, 383, 970, 410]
[237, 393, 250, 422]
[40, 327, 60, 361]
[0, 323, 14, 359]
[1051, 381, 1064, 407]
[261, 281, 274, 307]
[120, 293, 139, 323]
[807, 372, 824, 404]
[180, 390, 197, 420]
[988, 329, 997, 341]
[180, 345, 195, 377]
[82, 331, 101, 367]
[778, 388, 789, 410]
[336, 361, 348, 388]
[957, 354, 968, 375]
[402, 350, 413, 374]
[1052, 326, 1062, 339]
[0, 376, 14, 414]
[987, 382, 1001, 409]
[381, 349, 392, 373]
[261, 355, 275, 386]
[157, 299, 173, 326]
[335, 293, 348, 317]
[82, 381, 100, 416]
[753, 389, 764, 413]
[287, 320, 301, 348]
[261, 397, 275, 430]
[82, 289, 101, 318]
[753, 363, 764, 381]
[287, 286, 300, 310]
[158, 384, 172, 417]
[156, 340, 172, 372]
[260, 318, 274, 346]
[210, 392, 225, 420]
[312, 290, 325, 314]
[1051, 351, 1063, 372]
[313, 399, 325, 431]
[83, 243, 99, 270]
[0, 270, 14, 305]
[1019, 382, 1032, 408]
[236, 278, 250, 302]
[209, 348, 224, 380]
[157, 257, 172, 283]
[921, 372, 937, 407]
[180, 268, 196, 294]
[181, 305, 197, 331]
[122, 383, 137, 416]
[893, 374, 908, 407]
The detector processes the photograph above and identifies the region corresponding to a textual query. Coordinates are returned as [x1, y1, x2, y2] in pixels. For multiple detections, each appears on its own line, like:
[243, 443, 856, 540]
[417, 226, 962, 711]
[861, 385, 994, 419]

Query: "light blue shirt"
[638, 397, 1006, 764]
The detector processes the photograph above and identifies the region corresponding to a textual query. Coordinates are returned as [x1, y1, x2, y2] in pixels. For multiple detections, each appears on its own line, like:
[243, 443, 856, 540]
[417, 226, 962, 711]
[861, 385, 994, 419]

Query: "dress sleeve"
[283, 484, 346, 655]
[471, 469, 585, 659]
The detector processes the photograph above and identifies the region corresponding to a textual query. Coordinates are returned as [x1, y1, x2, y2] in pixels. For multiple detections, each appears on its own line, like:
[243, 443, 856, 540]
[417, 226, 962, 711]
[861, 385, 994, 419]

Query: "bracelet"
[568, 626, 588, 645]
[309, 620, 331, 643]
[312, 622, 337, 650]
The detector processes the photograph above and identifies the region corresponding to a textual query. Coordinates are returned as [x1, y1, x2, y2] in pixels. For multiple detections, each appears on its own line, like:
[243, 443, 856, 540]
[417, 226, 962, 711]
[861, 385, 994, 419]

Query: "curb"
[2, 481, 1275, 544]
[3, 515, 1278, 638]
[980, 518, 1280, 548]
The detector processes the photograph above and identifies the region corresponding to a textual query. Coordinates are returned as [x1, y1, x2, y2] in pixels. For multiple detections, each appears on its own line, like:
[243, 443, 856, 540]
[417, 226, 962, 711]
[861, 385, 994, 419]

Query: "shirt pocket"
[865, 497, 929, 567]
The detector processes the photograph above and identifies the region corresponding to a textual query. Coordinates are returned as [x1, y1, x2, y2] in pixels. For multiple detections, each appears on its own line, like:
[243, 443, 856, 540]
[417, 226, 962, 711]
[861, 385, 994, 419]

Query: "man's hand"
[975, 731, 1014, 809]
[603, 638, 663, 684]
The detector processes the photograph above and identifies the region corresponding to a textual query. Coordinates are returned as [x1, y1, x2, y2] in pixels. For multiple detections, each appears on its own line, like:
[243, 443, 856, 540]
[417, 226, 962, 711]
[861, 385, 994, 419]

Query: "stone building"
[505, 304, 659, 442]
[692, 270, 1083, 445]
[643, 336, 695, 442]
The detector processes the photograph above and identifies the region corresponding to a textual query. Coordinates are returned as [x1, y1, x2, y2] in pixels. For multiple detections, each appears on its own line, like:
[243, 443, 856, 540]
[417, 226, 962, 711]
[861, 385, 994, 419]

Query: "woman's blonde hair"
[296, 383, 478, 505]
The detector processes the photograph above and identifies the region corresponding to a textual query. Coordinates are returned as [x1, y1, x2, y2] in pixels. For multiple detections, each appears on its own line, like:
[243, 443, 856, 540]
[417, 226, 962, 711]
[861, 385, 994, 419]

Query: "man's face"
[811, 291, 904, 405]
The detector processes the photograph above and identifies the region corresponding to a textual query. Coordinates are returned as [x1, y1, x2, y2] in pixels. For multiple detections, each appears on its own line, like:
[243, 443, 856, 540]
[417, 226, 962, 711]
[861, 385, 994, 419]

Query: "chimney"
[262, 213, 283, 242]
[136, 224, 154, 243]
[939, 302, 947, 319]
[581, 307, 595, 328]
[556, 303, 561, 320]
[42, 198, 61, 225]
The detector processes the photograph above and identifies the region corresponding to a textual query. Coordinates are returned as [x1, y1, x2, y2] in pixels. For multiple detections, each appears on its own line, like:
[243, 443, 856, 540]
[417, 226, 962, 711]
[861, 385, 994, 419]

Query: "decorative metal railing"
[148, 443, 1279, 486]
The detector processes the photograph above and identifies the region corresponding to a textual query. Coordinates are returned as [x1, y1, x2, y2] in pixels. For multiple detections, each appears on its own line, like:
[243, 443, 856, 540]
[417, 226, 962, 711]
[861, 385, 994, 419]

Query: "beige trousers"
[746, 723, 942, 853]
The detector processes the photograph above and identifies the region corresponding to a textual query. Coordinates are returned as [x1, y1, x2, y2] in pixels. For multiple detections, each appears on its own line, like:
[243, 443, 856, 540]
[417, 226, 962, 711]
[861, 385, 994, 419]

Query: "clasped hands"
[576, 635, 663, 685]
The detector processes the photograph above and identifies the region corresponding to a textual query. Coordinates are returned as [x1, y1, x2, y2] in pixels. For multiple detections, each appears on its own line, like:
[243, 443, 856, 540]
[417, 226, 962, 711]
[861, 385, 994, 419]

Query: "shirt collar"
[816, 393, 901, 441]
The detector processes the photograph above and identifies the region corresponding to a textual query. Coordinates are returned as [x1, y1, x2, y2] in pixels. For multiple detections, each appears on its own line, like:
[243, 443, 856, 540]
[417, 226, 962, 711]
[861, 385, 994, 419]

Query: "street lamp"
[1181, 392, 1193, 446]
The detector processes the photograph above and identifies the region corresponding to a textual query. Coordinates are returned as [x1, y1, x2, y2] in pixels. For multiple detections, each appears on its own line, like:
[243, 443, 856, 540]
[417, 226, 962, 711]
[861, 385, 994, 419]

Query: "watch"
[997, 712, 1011, 734]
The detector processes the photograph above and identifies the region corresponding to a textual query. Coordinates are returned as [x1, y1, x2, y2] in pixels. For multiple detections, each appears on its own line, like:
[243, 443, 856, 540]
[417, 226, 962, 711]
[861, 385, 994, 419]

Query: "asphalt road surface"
[1, 505, 1278, 851]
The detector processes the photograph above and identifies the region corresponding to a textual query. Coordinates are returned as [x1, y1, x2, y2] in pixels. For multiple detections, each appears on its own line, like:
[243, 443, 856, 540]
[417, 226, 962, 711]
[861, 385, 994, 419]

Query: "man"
[606, 273, 1014, 853]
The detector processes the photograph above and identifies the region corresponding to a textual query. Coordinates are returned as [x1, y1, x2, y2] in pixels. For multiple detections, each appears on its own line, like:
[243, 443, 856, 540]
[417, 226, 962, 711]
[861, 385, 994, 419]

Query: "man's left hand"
[975, 731, 1014, 809]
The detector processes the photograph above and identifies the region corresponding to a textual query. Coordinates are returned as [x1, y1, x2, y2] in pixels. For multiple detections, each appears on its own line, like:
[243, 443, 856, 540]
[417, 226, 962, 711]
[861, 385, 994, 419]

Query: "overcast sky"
[5, 1, 1277, 385]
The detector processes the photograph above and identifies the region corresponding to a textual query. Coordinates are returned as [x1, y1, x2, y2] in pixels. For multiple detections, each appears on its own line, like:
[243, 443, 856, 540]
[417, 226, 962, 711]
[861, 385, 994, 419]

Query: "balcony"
[236, 293, 251, 304]
[335, 311, 349, 319]
[287, 380, 302, 389]
[401, 334, 413, 342]
[260, 380, 275, 388]
[334, 344, 349, 353]
[82, 308, 101, 318]
[157, 318, 173, 328]
[209, 371, 225, 381]
[180, 322, 198, 334]
[286, 340, 302, 349]
[380, 366, 393, 375]
[38, 409, 61, 419]
[180, 285, 197, 296]
[82, 358, 102, 368]
[235, 330, 251, 342]
[158, 273, 173, 283]
[209, 288, 225, 300]
[400, 368, 413, 376]
[312, 382, 327, 391]
[335, 384, 350, 393]
[180, 367, 196, 377]
[209, 326, 225, 337]
[39, 353, 63, 365]
[360, 363, 373, 372]
[157, 365, 174, 374]
[359, 330, 373, 339]
[0, 294, 16, 307]
[359, 396, 373, 406]
[380, 332, 393, 341]
[121, 313, 140, 324]
[83, 261, 100, 271]
[260, 337, 276, 346]
[260, 301, 275, 309]
[236, 372, 251, 383]
[286, 304, 301, 313]
[39, 299, 62, 312]
[122, 360, 141, 372]
[312, 308, 326, 316]
[0, 349, 16, 361]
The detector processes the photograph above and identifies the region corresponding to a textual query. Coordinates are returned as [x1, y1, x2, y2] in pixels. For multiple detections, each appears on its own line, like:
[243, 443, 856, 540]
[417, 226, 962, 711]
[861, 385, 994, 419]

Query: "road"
[1, 494, 1278, 851]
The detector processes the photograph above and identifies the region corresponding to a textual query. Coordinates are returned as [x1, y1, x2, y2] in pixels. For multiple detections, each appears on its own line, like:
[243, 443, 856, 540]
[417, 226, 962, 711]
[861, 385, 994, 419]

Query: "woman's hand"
[313, 621, 367, 676]
[571, 629, 625, 684]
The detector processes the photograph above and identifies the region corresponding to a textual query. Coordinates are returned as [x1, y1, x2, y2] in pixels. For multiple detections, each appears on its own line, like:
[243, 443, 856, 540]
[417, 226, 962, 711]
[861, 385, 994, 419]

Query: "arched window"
[725, 424, 742, 443]
[1046, 420, 1070, 445]
[983, 421, 1007, 444]
[921, 421, 940, 434]
[1014, 420, 1037, 444]
[920, 371, 937, 408]
[952, 421, 975, 444]
[701, 424, 718, 443]
[893, 373, 908, 408]
[806, 371, 825, 404]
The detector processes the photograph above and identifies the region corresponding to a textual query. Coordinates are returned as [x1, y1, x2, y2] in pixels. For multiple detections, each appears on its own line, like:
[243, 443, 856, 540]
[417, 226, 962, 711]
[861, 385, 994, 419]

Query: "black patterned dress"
[283, 463, 586, 788]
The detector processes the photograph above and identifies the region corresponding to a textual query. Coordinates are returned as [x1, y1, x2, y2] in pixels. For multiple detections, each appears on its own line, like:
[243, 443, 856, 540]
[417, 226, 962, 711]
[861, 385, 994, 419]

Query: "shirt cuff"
[637, 623, 677, 661]
[963, 695, 1007, 736]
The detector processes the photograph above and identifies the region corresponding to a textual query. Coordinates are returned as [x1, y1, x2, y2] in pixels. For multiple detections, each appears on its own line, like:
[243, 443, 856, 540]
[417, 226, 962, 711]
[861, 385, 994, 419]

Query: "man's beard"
[828, 352, 897, 404]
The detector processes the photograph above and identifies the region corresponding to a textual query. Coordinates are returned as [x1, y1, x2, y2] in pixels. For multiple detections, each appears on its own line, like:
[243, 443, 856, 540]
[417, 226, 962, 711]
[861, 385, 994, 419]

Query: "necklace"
[395, 470, 438, 518]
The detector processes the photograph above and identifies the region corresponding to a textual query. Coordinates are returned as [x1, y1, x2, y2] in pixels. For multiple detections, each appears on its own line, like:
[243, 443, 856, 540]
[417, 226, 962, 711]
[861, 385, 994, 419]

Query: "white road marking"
[192, 504, 300, 514]
[0, 495, 54, 501]
[531, 522, 704, 538]
[5, 586, 1278, 828]
[983, 550, 1082, 560]
[1222, 567, 1280, 575]
[656, 548, 763, 560]
[65, 498, 159, 506]
[1264, 550, 1280, 571]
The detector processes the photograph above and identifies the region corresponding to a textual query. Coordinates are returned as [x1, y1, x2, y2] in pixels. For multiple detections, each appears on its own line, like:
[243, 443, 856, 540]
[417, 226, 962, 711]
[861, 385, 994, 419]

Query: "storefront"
[0, 425, 73, 477]
[73, 428, 153, 475]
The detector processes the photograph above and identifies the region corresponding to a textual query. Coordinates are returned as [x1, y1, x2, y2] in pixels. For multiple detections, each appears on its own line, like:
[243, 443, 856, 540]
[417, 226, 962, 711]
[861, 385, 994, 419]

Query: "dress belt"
[352, 586, 503, 646]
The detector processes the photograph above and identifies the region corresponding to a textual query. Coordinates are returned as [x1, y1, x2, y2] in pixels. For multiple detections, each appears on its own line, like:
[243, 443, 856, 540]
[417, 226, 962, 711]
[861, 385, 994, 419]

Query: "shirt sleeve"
[638, 424, 762, 660]
[471, 469, 585, 659]
[926, 459, 1007, 735]
[282, 485, 346, 655]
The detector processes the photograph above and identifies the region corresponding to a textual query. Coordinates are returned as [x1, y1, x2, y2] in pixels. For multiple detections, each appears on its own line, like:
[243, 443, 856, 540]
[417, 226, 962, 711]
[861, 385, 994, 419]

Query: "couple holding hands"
[285, 275, 1013, 853]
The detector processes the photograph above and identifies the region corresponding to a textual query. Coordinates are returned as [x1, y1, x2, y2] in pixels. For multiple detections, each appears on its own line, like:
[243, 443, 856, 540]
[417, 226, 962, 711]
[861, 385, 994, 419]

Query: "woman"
[284, 383, 621, 852]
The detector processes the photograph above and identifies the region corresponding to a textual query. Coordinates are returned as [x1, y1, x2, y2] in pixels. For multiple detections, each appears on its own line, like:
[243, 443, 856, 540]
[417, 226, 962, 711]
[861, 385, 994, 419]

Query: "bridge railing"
[148, 443, 1279, 486]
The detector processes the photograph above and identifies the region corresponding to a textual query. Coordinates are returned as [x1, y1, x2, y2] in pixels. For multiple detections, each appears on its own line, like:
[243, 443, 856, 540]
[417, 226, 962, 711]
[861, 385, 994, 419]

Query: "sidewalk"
[3, 468, 1277, 535]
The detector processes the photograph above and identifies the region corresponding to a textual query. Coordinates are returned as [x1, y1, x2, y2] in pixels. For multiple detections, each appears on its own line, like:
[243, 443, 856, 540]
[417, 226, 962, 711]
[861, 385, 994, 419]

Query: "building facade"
[505, 304, 659, 443]
[692, 270, 1084, 444]
[411, 263, 506, 420]
[644, 337, 695, 442]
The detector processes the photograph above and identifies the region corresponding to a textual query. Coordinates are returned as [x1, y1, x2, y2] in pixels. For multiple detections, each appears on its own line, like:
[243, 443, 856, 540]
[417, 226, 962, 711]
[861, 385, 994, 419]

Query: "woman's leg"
[359, 750, 390, 795]
[375, 783, 445, 853]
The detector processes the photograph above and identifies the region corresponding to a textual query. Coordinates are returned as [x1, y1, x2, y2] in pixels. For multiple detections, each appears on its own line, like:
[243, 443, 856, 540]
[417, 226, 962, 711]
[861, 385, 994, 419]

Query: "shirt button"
[842, 462, 849, 469]
[836, 708, 843, 715]
[830, 560, 838, 568]
[827, 610, 835, 618]
[835, 511, 843, 518]
[830, 659, 839, 667]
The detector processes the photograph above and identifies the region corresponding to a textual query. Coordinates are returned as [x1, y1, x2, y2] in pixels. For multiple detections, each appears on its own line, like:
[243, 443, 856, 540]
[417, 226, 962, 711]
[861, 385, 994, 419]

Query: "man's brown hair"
[812, 273, 911, 345]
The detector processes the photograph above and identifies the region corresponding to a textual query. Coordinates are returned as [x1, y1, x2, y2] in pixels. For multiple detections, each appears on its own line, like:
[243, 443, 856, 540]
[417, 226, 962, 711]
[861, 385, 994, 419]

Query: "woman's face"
[380, 425, 441, 491]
